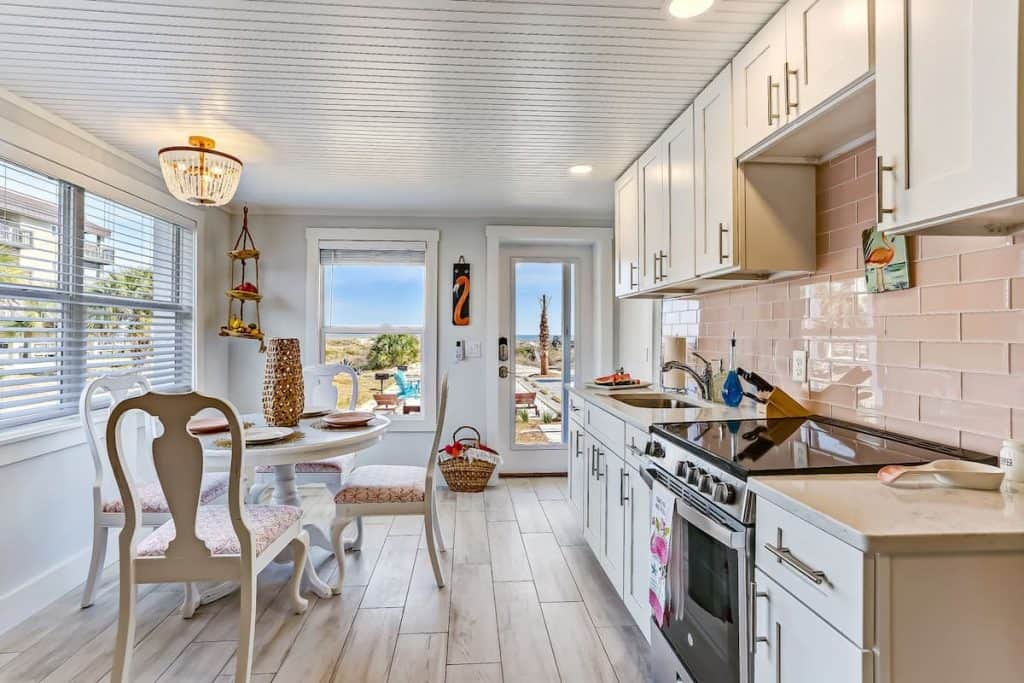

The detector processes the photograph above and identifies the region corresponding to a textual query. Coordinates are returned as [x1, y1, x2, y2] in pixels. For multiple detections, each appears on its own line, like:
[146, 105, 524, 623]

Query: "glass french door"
[510, 259, 576, 448]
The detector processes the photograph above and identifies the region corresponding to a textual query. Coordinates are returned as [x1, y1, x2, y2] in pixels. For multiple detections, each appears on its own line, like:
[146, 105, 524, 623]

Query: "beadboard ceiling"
[0, 0, 783, 218]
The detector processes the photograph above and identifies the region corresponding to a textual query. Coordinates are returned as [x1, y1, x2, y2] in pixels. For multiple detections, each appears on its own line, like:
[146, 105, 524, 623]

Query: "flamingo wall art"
[862, 227, 910, 293]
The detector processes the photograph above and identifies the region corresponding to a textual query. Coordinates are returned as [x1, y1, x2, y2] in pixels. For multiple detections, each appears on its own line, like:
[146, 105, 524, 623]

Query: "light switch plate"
[467, 341, 482, 358]
[791, 350, 808, 384]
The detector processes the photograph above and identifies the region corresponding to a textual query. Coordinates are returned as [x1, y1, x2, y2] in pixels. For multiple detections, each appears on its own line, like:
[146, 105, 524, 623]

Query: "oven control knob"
[680, 463, 698, 485]
[697, 473, 713, 493]
[686, 466, 703, 486]
[649, 442, 666, 459]
[713, 482, 735, 504]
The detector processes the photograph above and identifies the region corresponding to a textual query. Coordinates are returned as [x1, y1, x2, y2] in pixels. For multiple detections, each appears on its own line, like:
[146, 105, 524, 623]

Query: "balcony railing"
[0, 224, 33, 249]
[82, 243, 115, 265]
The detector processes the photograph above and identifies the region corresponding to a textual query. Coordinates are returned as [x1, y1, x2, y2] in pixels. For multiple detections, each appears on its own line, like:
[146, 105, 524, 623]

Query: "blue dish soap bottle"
[722, 334, 743, 407]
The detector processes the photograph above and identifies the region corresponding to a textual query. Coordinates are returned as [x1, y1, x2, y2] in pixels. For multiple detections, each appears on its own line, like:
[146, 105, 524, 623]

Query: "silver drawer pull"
[625, 443, 645, 456]
[763, 541, 827, 586]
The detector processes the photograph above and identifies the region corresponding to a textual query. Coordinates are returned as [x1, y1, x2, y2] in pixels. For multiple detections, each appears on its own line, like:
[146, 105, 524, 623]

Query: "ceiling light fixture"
[569, 164, 593, 175]
[158, 135, 243, 206]
[666, 0, 714, 19]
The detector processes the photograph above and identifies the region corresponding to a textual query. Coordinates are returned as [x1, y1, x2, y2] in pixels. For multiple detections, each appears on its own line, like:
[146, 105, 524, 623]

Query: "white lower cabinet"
[624, 463, 652, 639]
[570, 394, 651, 633]
[753, 569, 873, 683]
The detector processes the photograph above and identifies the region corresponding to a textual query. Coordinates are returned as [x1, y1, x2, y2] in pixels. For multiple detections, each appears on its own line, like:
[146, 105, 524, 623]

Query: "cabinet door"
[584, 433, 603, 553]
[695, 66, 737, 276]
[753, 570, 873, 683]
[785, 0, 870, 116]
[638, 140, 669, 291]
[624, 466, 652, 636]
[732, 11, 787, 156]
[614, 163, 641, 296]
[876, 0, 1020, 232]
[664, 106, 697, 284]
[603, 452, 627, 595]
[568, 422, 587, 513]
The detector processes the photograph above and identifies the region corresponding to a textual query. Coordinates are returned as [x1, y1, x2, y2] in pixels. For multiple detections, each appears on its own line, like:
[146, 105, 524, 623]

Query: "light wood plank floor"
[0, 478, 655, 683]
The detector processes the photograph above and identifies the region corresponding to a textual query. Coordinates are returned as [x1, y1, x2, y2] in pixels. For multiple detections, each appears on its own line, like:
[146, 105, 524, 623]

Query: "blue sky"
[515, 261, 564, 336]
[324, 264, 425, 326]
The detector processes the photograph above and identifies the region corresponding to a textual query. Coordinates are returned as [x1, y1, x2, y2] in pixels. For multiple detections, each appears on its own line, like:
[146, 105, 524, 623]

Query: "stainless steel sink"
[612, 394, 703, 409]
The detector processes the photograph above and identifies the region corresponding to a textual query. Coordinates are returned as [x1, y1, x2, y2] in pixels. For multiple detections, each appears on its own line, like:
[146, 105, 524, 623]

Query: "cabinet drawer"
[753, 569, 873, 683]
[623, 424, 649, 470]
[755, 498, 871, 647]
[568, 392, 586, 421]
[585, 403, 625, 456]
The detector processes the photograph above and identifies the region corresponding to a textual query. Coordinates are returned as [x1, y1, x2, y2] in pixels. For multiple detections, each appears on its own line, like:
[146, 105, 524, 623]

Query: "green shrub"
[517, 409, 530, 423]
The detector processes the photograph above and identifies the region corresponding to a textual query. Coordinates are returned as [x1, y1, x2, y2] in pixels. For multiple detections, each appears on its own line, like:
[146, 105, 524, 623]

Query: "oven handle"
[673, 493, 746, 550]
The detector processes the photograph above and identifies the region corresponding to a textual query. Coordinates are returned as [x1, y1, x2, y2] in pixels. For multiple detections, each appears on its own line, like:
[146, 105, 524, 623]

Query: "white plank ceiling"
[0, 0, 783, 217]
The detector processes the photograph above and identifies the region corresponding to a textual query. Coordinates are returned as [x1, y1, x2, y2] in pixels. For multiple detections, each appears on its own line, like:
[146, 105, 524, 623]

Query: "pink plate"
[323, 411, 375, 428]
[187, 417, 230, 434]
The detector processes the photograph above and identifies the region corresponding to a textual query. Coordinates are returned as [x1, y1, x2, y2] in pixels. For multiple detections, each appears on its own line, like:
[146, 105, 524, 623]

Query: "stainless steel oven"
[647, 466, 752, 683]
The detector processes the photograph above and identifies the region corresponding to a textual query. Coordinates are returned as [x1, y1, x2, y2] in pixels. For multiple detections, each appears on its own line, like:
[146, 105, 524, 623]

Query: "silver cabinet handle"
[574, 432, 583, 459]
[718, 223, 730, 263]
[764, 540, 828, 586]
[657, 249, 668, 281]
[784, 61, 799, 113]
[590, 445, 598, 476]
[775, 622, 782, 682]
[622, 470, 630, 504]
[629, 262, 639, 289]
[596, 450, 604, 479]
[625, 442, 645, 456]
[748, 581, 769, 653]
[767, 75, 780, 124]
[876, 156, 895, 223]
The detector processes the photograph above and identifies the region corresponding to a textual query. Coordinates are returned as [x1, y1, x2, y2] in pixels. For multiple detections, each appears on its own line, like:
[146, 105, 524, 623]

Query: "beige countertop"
[749, 474, 1024, 554]
[567, 383, 761, 429]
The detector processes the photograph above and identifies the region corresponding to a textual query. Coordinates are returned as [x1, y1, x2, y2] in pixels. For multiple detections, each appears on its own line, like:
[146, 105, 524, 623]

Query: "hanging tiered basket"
[219, 206, 265, 352]
[438, 426, 502, 492]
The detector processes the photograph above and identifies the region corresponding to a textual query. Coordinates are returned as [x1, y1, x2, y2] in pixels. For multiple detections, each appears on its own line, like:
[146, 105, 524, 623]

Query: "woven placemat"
[213, 430, 306, 449]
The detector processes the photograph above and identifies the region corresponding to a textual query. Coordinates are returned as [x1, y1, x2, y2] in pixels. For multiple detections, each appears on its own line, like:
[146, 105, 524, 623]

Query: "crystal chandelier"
[157, 135, 242, 206]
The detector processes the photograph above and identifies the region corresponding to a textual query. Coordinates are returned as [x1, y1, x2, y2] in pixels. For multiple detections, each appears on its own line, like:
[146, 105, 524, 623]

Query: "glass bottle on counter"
[721, 334, 743, 407]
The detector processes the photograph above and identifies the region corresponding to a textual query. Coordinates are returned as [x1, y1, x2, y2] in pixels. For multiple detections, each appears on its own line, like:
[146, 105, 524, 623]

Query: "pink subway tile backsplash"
[663, 142, 1023, 456]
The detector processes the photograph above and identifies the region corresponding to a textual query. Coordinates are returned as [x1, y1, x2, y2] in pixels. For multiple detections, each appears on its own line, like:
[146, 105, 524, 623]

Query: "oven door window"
[663, 509, 742, 683]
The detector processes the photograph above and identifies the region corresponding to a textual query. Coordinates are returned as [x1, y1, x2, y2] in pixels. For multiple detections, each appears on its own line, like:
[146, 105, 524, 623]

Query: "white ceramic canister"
[999, 439, 1024, 483]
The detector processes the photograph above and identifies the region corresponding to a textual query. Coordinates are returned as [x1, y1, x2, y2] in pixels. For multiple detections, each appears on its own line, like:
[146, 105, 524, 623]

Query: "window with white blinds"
[0, 158, 194, 429]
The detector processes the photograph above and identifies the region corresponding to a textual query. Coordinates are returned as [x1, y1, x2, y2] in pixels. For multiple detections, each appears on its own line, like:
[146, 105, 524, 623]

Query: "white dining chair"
[330, 373, 449, 590]
[253, 362, 365, 546]
[79, 373, 229, 614]
[106, 391, 309, 683]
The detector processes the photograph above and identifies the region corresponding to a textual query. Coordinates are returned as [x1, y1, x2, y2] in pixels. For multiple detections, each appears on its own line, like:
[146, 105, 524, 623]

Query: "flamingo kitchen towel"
[649, 479, 674, 627]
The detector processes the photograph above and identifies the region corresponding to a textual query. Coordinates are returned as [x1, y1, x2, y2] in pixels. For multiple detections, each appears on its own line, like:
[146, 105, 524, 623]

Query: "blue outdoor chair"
[394, 368, 421, 400]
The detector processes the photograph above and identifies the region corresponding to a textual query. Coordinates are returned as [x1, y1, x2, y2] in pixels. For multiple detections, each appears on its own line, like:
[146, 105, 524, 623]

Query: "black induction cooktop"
[651, 416, 995, 480]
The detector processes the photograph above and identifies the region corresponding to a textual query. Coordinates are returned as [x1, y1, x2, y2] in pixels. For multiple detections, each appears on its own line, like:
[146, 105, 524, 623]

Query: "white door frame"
[485, 225, 613, 474]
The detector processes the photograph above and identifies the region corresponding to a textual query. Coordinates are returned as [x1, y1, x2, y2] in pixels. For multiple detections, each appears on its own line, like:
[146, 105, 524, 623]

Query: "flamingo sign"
[862, 227, 910, 293]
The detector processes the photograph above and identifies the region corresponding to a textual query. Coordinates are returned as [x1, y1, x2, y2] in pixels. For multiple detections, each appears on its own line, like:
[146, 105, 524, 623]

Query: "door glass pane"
[513, 261, 572, 447]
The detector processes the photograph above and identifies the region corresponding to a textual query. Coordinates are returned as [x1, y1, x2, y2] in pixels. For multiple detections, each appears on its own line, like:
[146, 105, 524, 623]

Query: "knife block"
[755, 387, 812, 419]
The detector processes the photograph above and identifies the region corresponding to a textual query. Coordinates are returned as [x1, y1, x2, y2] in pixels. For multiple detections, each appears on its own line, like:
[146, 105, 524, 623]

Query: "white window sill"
[0, 415, 90, 467]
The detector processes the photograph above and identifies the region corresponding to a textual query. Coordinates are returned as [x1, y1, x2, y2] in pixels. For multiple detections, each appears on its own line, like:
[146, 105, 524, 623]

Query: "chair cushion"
[335, 465, 426, 504]
[254, 453, 355, 475]
[137, 505, 302, 557]
[102, 474, 229, 514]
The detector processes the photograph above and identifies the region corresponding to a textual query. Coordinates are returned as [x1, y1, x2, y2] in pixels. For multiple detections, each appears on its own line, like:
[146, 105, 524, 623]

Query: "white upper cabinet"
[876, 0, 1024, 235]
[637, 141, 668, 291]
[695, 66, 737, 276]
[664, 106, 697, 284]
[732, 11, 788, 156]
[786, 0, 872, 116]
[614, 162, 640, 296]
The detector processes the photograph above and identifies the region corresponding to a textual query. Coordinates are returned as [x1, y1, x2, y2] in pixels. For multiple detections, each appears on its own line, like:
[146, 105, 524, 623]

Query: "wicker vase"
[262, 338, 304, 427]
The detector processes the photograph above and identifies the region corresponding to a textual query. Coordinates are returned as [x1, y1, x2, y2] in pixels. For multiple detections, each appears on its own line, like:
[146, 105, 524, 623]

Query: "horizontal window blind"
[0, 159, 194, 429]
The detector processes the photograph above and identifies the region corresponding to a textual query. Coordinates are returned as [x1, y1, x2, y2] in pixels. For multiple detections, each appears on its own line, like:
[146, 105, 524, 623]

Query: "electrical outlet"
[791, 349, 808, 384]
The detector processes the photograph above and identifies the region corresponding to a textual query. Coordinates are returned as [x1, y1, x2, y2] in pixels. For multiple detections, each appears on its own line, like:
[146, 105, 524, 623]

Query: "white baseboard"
[0, 544, 108, 638]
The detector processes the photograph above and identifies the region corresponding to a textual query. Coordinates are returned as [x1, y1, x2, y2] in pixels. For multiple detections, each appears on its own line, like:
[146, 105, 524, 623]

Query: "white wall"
[0, 93, 232, 635]
[226, 214, 608, 468]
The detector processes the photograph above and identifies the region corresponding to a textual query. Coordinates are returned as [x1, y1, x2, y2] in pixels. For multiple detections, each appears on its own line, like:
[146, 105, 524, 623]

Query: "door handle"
[767, 75, 780, 125]
[657, 250, 667, 281]
[590, 445, 597, 476]
[784, 61, 799, 113]
[629, 262, 639, 289]
[748, 582, 769, 653]
[764, 527, 828, 586]
[621, 470, 630, 505]
[876, 156, 895, 223]
[718, 223, 730, 263]
[596, 450, 604, 479]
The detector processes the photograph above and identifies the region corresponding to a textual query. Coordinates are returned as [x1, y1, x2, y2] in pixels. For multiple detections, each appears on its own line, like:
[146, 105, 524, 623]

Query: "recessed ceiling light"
[569, 164, 593, 175]
[666, 0, 714, 19]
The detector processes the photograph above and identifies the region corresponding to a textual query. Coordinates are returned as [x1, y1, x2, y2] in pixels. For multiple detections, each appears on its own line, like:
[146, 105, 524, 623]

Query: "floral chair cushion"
[102, 474, 229, 514]
[254, 453, 355, 475]
[335, 465, 426, 504]
[137, 504, 302, 557]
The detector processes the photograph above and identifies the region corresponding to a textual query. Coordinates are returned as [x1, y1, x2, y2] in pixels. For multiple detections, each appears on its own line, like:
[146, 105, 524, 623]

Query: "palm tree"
[538, 294, 550, 376]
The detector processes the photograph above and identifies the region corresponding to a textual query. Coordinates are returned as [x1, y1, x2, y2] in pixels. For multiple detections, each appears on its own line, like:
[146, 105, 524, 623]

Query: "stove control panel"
[650, 435, 748, 522]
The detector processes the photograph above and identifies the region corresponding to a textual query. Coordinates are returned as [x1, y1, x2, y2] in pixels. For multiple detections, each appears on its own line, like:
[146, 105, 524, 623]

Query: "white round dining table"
[200, 413, 390, 598]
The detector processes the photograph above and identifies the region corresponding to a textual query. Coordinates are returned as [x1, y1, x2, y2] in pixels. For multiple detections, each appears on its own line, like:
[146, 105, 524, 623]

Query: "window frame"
[305, 228, 439, 432]
[0, 156, 196, 431]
